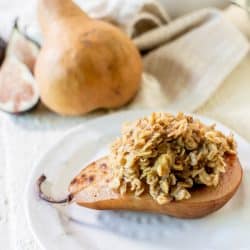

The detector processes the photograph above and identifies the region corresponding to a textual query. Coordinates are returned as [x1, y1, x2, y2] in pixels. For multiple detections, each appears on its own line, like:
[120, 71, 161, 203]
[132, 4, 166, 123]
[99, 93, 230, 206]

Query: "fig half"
[38, 154, 242, 219]
[0, 19, 40, 114]
[0, 37, 7, 66]
[6, 19, 40, 73]
[0, 56, 39, 113]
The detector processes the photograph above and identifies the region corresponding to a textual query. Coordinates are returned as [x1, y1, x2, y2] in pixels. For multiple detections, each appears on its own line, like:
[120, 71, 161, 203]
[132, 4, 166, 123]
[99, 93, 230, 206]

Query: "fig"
[0, 56, 39, 113]
[6, 19, 40, 73]
[0, 37, 7, 66]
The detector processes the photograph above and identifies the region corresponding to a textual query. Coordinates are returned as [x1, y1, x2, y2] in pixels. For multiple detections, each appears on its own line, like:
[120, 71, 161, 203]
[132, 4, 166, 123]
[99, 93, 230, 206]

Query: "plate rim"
[25, 109, 250, 250]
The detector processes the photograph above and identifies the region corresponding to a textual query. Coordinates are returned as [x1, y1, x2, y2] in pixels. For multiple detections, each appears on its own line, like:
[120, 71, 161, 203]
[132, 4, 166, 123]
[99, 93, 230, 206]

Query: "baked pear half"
[38, 112, 243, 218]
[38, 154, 242, 219]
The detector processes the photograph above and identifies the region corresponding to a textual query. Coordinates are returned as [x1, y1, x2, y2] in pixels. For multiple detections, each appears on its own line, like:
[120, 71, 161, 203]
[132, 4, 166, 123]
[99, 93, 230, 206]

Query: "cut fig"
[6, 19, 40, 73]
[0, 37, 6, 66]
[0, 56, 39, 113]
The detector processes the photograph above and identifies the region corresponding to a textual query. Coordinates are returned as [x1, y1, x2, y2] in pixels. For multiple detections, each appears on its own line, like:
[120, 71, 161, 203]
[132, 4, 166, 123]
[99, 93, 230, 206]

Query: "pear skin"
[67, 155, 242, 218]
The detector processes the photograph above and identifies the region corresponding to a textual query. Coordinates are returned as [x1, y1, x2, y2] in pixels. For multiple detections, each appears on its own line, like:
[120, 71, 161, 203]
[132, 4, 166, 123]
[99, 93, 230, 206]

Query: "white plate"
[26, 110, 250, 250]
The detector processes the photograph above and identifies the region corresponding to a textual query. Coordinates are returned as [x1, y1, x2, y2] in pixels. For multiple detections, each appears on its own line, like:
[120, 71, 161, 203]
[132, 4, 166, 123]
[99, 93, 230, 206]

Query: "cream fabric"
[1, 1, 250, 250]
[198, 51, 250, 142]
[134, 8, 249, 111]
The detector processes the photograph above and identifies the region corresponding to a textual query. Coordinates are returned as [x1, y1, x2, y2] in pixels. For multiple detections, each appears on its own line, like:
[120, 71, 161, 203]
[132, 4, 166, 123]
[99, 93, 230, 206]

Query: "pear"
[38, 154, 242, 218]
[35, 0, 142, 116]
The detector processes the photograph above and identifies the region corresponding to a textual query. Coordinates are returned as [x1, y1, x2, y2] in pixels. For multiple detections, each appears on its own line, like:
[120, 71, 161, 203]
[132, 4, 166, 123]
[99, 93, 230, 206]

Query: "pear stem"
[37, 174, 72, 204]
